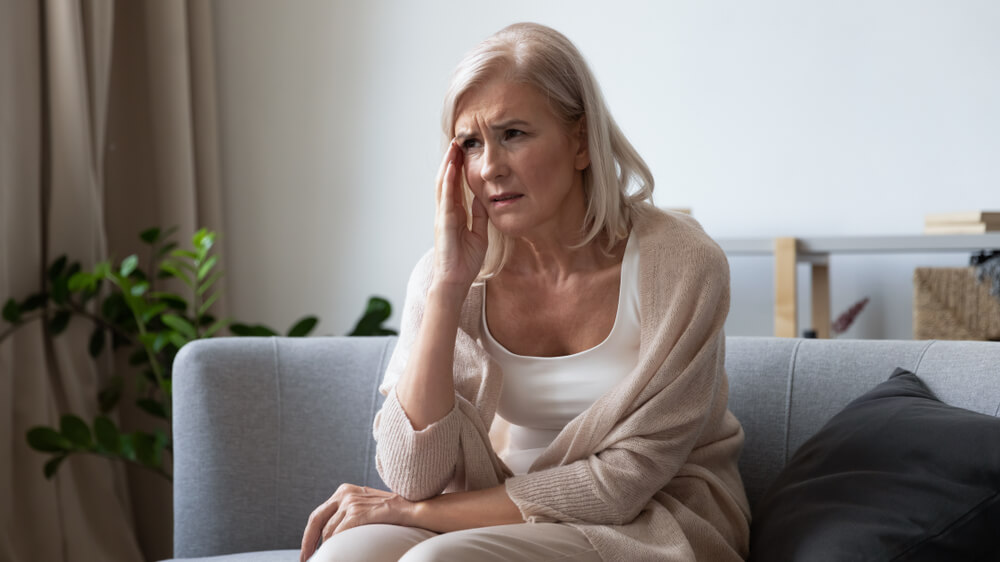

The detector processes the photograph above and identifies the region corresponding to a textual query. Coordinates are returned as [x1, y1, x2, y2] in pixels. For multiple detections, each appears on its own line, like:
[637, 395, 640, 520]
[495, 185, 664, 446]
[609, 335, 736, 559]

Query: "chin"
[489, 216, 532, 238]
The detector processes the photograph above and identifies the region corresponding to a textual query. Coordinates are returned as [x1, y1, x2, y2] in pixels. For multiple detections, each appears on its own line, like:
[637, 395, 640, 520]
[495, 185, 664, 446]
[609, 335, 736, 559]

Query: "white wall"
[212, 0, 1000, 339]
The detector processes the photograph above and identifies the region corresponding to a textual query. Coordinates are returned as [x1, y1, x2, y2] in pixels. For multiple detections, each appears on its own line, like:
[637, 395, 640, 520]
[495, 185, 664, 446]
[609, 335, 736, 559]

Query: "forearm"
[394, 285, 467, 430]
[410, 484, 524, 533]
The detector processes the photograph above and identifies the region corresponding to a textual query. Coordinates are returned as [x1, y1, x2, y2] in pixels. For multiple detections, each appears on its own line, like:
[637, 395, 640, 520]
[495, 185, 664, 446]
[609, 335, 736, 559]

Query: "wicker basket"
[913, 267, 1000, 341]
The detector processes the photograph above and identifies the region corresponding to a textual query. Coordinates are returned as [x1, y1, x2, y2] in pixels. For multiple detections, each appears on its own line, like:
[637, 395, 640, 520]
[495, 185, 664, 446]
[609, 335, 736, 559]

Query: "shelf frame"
[717, 233, 1000, 338]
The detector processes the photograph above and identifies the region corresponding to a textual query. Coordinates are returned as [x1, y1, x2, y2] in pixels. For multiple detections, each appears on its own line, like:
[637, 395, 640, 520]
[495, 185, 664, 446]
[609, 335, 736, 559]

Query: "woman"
[301, 22, 750, 562]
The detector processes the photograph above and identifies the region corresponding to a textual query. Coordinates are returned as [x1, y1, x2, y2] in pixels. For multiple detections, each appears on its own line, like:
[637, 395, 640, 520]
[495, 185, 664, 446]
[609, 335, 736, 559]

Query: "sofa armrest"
[172, 336, 395, 558]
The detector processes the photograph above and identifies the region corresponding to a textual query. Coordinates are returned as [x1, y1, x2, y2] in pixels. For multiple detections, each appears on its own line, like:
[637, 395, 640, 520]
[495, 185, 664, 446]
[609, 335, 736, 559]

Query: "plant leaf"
[167, 331, 187, 349]
[348, 297, 395, 336]
[197, 255, 218, 281]
[27, 427, 72, 453]
[48, 310, 72, 336]
[94, 261, 112, 279]
[67, 272, 94, 292]
[98, 376, 124, 413]
[60, 415, 92, 448]
[140, 227, 161, 244]
[50, 275, 70, 305]
[132, 432, 157, 468]
[170, 249, 199, 261]
[2, 298, 20, 323]
[159, 263, 193, 287]
[44, 455, 67, 479]
[88, 328, 105, 358]
[197, 291, 221, 318]
[149, 292, 188, 312]
[130, 282, 149, 297]
[140, 302, 169, 324]
[94, 416, 120, 453]
[161, 314, 196, 339]
[152, 332, 169, 353]
[287, 316, 318, 337]
[229, 323, 277, 337]
[156, 241, 179, 258]
[136, 398, 168, 420]
[101, 293, 128, 322]
[202, 316, 230, 338]
[119, 255, 139, 278]
[118, 433, 136, 461]
[20, 293, 48, 312]
[193, 228, 215, 254]
[48, 255, 68, 281]
[197, 269, 224, 297]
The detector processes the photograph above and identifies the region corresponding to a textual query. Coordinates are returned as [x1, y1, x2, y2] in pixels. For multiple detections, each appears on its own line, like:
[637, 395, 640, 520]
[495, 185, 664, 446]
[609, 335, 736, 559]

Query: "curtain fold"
[1, 1, 227, 560]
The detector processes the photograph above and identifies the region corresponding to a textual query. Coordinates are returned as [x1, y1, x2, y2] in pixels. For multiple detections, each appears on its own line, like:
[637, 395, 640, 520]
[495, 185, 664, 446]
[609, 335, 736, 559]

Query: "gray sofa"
[169, 336, 1000, 561]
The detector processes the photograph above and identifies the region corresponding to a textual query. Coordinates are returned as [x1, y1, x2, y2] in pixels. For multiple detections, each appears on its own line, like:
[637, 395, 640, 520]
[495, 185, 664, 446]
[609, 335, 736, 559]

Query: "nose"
[479, 141, 507, 183]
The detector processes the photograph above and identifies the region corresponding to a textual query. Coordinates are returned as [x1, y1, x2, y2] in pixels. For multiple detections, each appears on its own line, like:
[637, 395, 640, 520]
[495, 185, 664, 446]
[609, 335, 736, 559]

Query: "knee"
[398, 534, 477, 562]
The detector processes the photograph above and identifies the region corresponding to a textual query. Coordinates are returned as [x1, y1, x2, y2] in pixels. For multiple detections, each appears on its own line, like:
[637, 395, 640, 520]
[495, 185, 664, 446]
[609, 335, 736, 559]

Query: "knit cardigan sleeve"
[372, 251, 506, 501]
[504, 227, 734, 526]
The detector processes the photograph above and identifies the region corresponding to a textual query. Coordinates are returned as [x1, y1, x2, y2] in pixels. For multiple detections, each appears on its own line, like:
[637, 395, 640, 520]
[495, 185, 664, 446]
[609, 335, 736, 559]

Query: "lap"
[310, 522, 599, 562]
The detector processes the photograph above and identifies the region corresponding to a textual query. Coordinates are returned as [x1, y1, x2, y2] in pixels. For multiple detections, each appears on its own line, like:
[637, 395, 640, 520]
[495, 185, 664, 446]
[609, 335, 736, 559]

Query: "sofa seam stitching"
[364, 338, 391, 487]
[783, 339, 802, 465]
[271, 336, 283, 540]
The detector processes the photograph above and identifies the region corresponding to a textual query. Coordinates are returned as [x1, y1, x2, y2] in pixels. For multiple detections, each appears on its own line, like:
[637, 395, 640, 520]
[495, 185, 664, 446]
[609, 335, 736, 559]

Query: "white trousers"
[310, 522, 601, 562]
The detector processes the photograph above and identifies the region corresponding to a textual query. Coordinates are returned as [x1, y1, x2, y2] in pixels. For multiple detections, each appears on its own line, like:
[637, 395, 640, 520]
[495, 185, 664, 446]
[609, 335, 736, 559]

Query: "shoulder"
[632, 204, 728, 278]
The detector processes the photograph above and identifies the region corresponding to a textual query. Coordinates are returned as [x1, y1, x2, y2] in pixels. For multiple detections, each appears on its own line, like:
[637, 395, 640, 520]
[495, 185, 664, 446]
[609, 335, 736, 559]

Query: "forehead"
[454, 79, 552, 132]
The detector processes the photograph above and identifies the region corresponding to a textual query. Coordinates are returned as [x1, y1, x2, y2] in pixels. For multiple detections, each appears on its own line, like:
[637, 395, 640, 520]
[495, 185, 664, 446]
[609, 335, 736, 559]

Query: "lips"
[490, 193, 523, 203]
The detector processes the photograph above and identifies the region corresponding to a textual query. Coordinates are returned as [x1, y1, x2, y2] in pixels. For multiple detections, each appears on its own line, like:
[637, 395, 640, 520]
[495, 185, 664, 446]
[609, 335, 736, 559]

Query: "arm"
[374, 141, 493, 499]
[410, 484, 523, 532]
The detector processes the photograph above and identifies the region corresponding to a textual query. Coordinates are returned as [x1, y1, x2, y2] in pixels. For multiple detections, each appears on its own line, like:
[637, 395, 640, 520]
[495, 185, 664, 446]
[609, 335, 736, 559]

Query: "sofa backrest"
[725, 337, 1000, 508]
[172, 336, 1000, 557]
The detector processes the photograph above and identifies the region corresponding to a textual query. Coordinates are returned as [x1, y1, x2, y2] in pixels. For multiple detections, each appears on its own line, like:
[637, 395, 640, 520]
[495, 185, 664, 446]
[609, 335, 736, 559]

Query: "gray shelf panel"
[718, 233, 1000, 257]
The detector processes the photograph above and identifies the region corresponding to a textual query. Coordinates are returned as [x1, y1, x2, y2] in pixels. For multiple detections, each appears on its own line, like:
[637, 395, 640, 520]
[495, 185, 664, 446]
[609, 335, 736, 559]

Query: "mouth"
[489, 193, 524, 204]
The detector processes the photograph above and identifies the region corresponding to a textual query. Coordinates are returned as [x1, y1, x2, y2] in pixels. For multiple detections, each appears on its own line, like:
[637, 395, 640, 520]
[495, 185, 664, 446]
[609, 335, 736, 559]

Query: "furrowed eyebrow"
[455, 119, 531, 142]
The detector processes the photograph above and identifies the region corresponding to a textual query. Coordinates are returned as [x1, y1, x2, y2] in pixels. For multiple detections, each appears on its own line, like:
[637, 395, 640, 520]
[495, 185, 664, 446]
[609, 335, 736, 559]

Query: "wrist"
[406, 498, 431, 528]
[427, 281, 469, 312]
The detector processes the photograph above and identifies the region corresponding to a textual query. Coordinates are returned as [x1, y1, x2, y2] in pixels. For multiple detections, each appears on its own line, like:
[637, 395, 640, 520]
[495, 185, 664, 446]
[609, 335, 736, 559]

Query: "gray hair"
[442, 22, 654, 279]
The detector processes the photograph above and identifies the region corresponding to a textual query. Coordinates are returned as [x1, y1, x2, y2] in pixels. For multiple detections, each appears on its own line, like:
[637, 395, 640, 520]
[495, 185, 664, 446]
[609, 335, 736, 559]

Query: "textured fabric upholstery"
[169, 336, 1000, 561]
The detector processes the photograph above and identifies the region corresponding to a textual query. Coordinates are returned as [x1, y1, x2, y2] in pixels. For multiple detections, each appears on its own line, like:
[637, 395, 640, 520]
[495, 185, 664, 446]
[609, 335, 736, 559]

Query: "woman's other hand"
[299, 483, 415, 561]
[433, 140, 488, 295]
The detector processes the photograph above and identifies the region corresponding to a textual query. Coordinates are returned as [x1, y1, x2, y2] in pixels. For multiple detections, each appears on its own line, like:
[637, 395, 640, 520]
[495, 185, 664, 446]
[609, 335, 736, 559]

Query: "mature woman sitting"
[301, 22, 751, 562]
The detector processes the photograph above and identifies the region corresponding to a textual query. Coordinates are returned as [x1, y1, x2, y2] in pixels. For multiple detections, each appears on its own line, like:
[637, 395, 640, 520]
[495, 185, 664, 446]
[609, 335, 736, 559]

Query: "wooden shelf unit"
[716, 233, 1000, 338]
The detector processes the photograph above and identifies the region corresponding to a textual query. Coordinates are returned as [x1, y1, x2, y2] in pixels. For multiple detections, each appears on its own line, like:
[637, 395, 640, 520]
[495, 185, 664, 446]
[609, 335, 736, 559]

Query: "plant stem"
[65, 301, 135, 345]
[129, 305, 170, 420]
[0, 313, 44, 346]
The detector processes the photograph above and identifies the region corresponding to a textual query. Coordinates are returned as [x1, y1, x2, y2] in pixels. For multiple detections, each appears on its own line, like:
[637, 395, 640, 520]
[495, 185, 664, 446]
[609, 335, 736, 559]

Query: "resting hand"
[299, 483, 415, 561]
[433, 140, 489, 294]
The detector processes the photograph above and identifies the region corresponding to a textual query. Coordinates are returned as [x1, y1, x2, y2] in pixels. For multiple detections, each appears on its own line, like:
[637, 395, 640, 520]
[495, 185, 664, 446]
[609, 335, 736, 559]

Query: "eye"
[504, 129, 525, 140]
[461, 138, 482, 151]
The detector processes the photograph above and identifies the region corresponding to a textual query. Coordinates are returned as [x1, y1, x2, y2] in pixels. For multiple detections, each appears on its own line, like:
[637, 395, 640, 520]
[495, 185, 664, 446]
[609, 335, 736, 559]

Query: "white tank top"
[480, 231, 641, 475]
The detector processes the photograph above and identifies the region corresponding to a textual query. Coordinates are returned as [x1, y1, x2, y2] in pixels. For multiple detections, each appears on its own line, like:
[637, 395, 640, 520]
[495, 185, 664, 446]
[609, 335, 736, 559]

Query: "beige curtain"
[0, 1, 226, 560]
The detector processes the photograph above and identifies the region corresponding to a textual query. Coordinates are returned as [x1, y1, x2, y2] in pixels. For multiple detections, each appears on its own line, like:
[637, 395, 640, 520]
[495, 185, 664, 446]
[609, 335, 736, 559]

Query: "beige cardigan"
[374, 205, 751, 561]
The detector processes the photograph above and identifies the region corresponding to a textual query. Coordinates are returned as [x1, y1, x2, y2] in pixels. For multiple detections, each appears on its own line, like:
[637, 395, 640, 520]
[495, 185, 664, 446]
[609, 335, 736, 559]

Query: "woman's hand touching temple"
[432, 140, 488, 299]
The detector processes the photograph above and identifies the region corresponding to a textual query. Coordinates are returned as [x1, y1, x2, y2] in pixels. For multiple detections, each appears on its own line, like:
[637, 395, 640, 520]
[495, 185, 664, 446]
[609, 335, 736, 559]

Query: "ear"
[572, 116, 590, 171]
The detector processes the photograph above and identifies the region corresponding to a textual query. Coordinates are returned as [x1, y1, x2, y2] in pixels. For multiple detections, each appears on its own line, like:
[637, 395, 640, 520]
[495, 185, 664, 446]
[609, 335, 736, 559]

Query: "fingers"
[470, 195, 488, 240]
[436, 140, 463, 206]
[299, 484, 358, 562]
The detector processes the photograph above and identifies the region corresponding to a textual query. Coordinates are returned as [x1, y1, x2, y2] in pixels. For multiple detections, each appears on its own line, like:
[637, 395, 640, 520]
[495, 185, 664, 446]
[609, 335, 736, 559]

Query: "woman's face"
[454, 78, 589, 240]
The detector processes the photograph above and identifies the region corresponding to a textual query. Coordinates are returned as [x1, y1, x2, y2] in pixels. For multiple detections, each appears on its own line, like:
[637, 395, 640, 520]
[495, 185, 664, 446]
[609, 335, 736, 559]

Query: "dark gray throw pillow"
[749, 368, 1000, 562]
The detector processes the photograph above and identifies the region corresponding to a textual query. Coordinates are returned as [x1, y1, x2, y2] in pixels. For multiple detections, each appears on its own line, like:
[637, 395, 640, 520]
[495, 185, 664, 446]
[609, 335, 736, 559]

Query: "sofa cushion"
[749, 368, 1000, 562]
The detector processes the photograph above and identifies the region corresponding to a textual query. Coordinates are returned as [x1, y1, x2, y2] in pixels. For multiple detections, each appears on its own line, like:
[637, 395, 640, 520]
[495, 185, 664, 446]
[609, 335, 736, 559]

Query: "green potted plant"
[1, 226, 396, 479]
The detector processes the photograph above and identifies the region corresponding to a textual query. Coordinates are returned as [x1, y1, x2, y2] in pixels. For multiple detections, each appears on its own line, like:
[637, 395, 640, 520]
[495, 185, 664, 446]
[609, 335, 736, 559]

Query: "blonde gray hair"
[442, 22, 654, 279]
